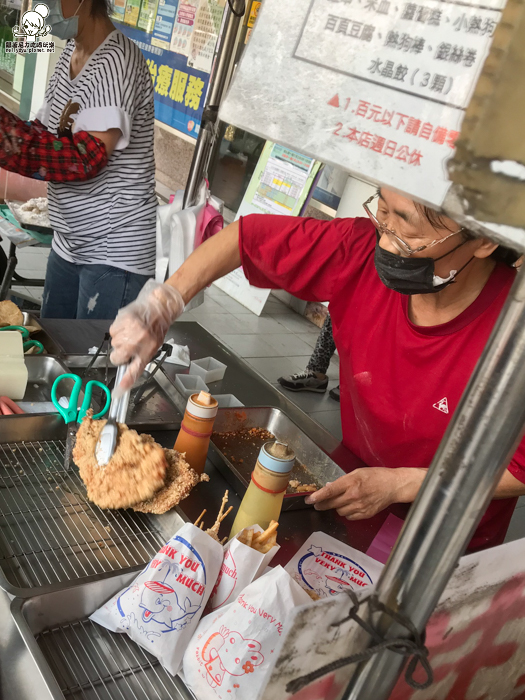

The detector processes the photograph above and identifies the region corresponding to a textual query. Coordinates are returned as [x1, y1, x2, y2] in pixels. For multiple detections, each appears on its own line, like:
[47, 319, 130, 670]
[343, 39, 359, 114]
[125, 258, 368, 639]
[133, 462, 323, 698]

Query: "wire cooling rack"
[0, 440, 165, 589]
[37, 617, 192, 700]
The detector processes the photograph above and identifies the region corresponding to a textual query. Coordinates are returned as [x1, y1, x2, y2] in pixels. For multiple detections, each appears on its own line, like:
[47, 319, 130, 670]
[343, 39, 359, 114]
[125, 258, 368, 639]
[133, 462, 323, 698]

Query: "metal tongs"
[95, 364, 131, 466]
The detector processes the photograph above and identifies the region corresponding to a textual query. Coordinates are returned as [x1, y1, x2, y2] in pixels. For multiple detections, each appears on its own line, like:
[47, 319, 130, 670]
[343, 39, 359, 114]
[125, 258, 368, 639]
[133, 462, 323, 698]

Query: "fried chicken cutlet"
[132, 448, 209, 514]
[73, 413, 167, 509]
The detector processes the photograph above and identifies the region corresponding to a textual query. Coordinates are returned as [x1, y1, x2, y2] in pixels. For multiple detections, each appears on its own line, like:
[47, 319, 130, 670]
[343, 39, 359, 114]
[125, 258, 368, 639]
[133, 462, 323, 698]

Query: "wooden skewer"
[216, 491, 229, 521]
[194, 509, 206, 527]
[219, 506, 233, 523]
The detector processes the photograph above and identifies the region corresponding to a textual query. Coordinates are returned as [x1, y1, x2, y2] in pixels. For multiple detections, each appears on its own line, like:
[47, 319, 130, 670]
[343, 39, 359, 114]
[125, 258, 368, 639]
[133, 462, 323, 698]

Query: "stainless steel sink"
[0, 414, 185, 597]
[11, 574, 195, 700]
[22, 312, 64, 355]
[23, 355, 75, 405]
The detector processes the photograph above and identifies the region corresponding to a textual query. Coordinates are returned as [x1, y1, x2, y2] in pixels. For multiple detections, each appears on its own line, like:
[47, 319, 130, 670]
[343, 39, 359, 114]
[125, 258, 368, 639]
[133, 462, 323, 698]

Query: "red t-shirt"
[239, 214, 525, 551]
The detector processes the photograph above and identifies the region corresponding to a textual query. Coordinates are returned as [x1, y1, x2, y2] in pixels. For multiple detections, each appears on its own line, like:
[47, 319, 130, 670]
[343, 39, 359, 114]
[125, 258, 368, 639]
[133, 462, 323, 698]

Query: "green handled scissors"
[51, 373, 111, 424]
[0, 325, 44, 355]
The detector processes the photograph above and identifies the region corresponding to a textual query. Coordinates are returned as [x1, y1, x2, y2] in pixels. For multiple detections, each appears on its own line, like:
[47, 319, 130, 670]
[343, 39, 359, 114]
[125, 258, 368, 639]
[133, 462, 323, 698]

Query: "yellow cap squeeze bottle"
[230, 441, 295, 538]
[174, 391, 218, 475]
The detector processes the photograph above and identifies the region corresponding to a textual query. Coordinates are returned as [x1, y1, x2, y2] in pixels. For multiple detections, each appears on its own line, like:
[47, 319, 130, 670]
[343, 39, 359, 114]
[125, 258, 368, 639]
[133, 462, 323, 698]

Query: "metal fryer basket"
[0, 414, 172, 596]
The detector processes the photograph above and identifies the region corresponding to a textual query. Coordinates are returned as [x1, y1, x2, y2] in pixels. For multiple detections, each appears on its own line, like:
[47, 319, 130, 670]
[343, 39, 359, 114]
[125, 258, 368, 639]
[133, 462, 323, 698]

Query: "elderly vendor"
[110, 188, 525, 552]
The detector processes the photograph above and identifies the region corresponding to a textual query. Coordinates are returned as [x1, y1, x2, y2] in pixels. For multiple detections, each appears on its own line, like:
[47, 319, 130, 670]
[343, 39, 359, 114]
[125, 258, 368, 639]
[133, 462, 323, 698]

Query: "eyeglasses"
[363, 194, 464, 257]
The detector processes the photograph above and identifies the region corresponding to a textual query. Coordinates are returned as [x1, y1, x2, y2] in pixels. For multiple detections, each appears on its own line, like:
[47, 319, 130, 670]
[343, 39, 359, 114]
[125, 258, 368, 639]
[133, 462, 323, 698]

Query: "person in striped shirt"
[0, 0, 157, 319]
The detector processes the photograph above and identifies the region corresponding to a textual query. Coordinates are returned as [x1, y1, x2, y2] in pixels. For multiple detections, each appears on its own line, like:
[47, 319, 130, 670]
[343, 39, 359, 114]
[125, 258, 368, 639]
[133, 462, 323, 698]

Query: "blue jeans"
[41, 250, 152, 320]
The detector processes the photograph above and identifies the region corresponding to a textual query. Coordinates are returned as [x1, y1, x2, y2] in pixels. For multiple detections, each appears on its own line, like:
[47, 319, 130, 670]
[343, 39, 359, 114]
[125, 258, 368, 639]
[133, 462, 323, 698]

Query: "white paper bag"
[90, 523, 223, 675]
[183, 566, 311, 700]
[285, 531, 383, 599]
[208, 525, 280, 612]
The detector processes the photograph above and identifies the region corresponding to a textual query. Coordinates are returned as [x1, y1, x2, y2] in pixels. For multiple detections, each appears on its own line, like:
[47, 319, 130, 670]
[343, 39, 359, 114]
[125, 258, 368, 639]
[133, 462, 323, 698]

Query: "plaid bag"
[0, 107, 107, 182]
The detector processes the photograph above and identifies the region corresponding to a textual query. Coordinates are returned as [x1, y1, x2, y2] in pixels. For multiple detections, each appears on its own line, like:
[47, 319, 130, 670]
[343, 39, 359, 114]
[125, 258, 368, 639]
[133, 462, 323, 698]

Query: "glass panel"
[0, 2, 21, 80]
[208, 123, 266, 212]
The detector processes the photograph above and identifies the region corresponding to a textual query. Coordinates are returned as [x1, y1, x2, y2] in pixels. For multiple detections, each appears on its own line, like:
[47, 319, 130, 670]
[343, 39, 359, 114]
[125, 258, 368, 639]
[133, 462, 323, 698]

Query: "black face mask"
[374, 234, 474, 295]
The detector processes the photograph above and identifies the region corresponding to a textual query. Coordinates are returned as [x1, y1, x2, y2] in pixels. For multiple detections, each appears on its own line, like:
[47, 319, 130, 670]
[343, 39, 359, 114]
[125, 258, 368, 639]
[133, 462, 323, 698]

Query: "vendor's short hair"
[415, 202, 521, 268]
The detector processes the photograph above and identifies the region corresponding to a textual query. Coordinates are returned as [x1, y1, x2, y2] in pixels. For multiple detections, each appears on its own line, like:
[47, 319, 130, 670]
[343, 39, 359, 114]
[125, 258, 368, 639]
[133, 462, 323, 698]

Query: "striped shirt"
[37, 30, 157, 275]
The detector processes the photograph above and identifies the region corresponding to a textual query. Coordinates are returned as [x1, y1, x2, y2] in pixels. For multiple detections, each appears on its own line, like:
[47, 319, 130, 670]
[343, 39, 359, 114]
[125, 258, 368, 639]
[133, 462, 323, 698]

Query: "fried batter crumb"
[133, 449, 209, 514]
[288, 480, 317, 493]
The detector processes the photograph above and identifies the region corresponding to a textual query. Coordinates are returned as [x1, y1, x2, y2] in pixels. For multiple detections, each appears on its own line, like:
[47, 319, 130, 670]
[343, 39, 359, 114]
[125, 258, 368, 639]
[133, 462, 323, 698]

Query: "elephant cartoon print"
[202, 626, 264, 688]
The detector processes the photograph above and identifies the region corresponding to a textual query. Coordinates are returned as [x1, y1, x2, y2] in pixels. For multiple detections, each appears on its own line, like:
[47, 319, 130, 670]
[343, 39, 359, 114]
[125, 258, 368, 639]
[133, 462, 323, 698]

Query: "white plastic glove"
[110, 280, 185, 395]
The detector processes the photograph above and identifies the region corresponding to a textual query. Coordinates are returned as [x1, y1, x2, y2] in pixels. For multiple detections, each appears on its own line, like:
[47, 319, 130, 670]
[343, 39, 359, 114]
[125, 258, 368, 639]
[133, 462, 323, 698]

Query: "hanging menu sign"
[220, 0, 506, 208]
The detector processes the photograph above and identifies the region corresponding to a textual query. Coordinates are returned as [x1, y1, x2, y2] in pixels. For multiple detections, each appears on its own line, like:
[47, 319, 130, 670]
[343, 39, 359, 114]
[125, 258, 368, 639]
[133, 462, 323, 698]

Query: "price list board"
[220, 0, 505, 208]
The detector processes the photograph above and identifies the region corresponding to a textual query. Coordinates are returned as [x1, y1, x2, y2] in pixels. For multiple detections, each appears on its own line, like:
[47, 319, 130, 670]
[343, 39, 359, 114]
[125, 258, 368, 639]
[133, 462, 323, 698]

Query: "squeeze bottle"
[174, 391, 218, 474]
[230, 441, 295, 538]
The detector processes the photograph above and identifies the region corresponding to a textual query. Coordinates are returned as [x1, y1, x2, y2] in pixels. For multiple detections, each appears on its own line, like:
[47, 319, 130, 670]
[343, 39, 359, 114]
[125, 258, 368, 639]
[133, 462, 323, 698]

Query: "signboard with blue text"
[115, 20, 210, 138]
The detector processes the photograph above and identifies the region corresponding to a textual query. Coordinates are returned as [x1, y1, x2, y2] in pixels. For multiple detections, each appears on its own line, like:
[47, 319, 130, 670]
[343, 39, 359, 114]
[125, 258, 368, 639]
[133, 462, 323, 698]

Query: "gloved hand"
[110, 280, 185, 395]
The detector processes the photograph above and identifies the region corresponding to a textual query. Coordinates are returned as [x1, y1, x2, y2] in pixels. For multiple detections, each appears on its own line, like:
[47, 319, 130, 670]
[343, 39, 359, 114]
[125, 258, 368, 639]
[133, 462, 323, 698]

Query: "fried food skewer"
[204, 491, 233, 542]
[194, 509, 207, 528]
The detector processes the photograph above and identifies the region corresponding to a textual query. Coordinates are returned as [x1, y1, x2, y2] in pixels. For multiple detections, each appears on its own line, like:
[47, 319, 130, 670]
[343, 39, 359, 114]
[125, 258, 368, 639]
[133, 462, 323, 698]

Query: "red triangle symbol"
[327, 94, 340, 108]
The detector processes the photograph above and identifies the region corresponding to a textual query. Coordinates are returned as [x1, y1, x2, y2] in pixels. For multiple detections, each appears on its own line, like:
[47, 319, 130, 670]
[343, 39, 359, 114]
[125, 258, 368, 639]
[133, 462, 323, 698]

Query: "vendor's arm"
[493, 470, 525, 499]
[111, 214, 362, 391]
[306, 466, 525, 520]
[167, 222, 241, 303]
[166, 212, 356, 305]
[110, 224, 241, 392]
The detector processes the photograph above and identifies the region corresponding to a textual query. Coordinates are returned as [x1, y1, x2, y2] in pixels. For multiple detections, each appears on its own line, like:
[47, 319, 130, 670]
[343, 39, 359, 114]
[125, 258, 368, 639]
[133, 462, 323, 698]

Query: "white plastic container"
[212, 394, 244, 408]
[174, 373, 209, 399]
[0, 331, 28, 400]
[189, 357, 227, 384]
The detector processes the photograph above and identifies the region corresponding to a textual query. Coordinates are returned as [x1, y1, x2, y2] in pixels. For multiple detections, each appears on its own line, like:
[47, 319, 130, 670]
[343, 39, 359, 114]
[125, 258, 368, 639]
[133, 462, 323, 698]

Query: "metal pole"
[183, 0, 245, 209]
[344, 266, 525, 700]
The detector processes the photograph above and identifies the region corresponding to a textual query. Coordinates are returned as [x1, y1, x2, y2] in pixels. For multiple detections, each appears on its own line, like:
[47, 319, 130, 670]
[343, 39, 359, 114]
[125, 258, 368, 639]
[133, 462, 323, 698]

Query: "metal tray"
[11, 575, 195, 700]
[209, 407, 345, 511]
[22, 356, 73, 406]
[22, 313, 64, 355]
[64, 355, 184, 431]
[0, 414, 184, 597]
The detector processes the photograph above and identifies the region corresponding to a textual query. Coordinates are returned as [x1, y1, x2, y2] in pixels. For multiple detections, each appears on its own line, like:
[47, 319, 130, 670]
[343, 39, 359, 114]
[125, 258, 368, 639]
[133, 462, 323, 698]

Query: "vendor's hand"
[110, 280, 185, 394]
[304, 468, 426, 520]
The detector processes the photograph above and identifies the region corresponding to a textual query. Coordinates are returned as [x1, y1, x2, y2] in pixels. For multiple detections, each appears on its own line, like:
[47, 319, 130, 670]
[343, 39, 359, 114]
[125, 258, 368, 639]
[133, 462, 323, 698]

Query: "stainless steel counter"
[39, 319, 386, 555]
[0, 318, 397, 700]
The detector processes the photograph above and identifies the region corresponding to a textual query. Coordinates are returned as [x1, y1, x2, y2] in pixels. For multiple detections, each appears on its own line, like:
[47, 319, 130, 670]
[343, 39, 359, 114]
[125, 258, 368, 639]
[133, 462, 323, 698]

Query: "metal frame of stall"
[183, 0, 246, 209]
[183, 1, 525, 698]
